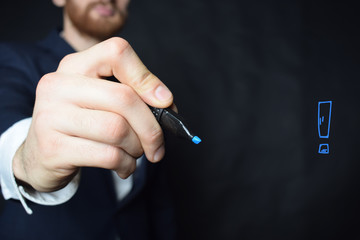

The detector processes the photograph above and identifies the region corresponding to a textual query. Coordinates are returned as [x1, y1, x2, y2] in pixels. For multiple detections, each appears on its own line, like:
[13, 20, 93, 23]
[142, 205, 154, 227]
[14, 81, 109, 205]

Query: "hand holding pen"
[13, 38, 176, 192]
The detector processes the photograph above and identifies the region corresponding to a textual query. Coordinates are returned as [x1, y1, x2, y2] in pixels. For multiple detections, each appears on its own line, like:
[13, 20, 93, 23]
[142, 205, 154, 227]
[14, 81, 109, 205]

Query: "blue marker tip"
[192, 136, 202, 144]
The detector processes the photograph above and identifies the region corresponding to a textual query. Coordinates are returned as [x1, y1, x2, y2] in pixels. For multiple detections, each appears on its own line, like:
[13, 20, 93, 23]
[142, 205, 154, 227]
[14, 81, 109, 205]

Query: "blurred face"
[65, 0, 130, 40]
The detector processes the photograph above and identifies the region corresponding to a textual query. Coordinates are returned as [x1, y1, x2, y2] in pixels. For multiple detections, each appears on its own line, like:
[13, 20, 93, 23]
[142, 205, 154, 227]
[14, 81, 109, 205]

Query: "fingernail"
[155, 85, 172, 102]
[153, 145, 165, 162]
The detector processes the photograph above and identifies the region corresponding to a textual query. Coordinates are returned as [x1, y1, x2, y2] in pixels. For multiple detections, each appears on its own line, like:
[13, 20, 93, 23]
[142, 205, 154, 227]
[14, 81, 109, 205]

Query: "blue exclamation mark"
[318, 101, 332, 154]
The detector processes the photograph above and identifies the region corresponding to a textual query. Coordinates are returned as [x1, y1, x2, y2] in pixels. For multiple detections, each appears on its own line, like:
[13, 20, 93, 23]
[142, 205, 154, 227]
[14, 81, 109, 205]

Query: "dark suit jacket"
[0, 29, 175, 240]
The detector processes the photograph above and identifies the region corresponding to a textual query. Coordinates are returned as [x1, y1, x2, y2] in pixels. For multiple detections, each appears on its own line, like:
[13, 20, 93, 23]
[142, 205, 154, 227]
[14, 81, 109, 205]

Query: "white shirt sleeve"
[0, 118, 80, 215]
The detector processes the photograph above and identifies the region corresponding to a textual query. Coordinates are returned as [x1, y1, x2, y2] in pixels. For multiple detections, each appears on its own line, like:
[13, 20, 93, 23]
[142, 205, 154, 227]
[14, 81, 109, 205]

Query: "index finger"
[57, 37, 173, 108]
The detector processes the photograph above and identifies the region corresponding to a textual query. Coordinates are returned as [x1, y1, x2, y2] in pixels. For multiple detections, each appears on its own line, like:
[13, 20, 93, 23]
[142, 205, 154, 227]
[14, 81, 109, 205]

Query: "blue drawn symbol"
[318, 101, 332, 154]
[318, 143, 329, 154]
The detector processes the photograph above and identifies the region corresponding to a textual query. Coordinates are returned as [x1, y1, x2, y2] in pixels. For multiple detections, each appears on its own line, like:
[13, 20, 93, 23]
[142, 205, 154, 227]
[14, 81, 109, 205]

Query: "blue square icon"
[318, 143, 329, 154]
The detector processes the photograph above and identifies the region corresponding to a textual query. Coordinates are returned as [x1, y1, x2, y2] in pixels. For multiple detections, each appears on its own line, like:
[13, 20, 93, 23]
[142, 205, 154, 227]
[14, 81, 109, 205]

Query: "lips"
[93, 4, 115, 17]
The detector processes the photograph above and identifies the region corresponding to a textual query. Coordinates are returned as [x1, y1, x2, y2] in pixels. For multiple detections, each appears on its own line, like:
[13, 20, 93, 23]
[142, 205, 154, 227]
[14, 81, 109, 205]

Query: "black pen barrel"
[149, 106, 201, 144]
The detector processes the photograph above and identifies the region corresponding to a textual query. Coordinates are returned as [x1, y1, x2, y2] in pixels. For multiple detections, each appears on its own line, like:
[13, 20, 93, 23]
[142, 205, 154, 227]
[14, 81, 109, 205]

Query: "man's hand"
[12, 38, 173, 192]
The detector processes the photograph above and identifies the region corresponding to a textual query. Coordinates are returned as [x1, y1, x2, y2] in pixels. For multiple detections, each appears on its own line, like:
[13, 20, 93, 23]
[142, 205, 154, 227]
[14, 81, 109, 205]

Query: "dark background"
[1, 0, 360, 239]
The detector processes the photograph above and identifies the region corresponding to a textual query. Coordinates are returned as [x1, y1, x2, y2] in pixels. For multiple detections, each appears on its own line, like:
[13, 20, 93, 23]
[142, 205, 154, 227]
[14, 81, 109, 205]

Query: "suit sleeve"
[0, 44, 36, 135]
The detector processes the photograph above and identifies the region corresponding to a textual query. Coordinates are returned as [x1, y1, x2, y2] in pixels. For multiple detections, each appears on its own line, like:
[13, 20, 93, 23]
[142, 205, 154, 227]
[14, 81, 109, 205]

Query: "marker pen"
[149, 106, 202, 144]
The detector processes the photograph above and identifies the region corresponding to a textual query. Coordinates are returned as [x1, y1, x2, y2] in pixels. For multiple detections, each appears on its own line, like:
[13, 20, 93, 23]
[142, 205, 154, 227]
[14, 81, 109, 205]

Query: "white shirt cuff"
[0, 118, 80, 215]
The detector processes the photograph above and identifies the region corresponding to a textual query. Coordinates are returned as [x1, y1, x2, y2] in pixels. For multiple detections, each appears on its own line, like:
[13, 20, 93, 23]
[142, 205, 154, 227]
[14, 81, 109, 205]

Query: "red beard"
[65, 1, 128, 41]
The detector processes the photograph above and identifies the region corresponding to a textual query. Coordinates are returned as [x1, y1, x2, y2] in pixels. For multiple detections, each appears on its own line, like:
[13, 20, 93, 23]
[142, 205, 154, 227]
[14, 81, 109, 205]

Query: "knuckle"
[105, 37, 130, 57]
[104, 115, 129, 144]
[143, 125, 163, 146]
[117, 160, 136, 179]
[101, 145, 123, 169]
[36, 72, 57, 96]
[58, 53, 77, 70]
[102, 147, 136, 179]
[114, 84, 139, 108]
[133, 147, 144, 159]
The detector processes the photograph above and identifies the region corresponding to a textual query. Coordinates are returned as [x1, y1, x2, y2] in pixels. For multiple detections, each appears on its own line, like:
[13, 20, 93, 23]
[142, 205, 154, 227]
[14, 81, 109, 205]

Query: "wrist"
[12, 142, 32, 188]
